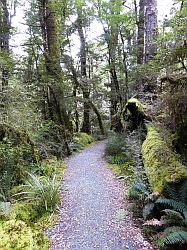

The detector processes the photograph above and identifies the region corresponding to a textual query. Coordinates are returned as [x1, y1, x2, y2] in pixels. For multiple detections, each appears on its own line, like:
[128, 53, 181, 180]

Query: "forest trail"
[47, 142, 155, 250]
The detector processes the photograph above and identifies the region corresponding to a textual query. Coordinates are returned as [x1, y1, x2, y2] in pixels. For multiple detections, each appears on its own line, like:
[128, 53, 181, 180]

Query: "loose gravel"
[46, 141, 156, 250]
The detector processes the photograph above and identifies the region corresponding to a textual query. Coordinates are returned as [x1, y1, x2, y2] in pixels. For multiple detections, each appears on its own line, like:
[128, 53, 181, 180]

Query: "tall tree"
[38, 0, 72, 132]
[0, 0, 10, 88]
[144, 0, 157, 63]
[135, 0, 145, 65]
[106, 0, 123, 132]
[75, 1, 91, 134]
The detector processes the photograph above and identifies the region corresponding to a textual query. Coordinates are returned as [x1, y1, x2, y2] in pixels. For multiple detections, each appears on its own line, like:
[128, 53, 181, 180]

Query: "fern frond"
[157, 230, 187, 248]
[156, 198, 187, 221]
[131, 179, 150, 196]
[162, 209, 184, 222]
[143, 202, 155, 219]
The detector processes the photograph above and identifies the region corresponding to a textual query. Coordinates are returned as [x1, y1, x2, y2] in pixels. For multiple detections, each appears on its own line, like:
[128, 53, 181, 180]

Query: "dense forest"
[0, 0, 187, 249]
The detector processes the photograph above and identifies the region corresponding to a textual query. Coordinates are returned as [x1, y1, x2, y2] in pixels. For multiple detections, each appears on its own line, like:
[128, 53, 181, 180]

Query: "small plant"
[105, 134, 126, 156]
[158, 230, 187, 249]
[128, 178, 150, 201]
[106, 152, 128, 165]
[17, 173, 60, 213]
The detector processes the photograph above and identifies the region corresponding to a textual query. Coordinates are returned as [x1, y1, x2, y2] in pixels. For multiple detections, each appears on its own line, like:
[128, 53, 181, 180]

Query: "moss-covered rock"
[142, 124, 187, 194]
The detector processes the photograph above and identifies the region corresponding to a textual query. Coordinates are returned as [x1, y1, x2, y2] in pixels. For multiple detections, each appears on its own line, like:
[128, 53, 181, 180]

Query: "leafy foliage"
[106, 152, 128, 165]
[128, 179, 150, 201]
[105, 134, 127, 157]
[157, 230, 187, 249]
[19, 173, 60, 213]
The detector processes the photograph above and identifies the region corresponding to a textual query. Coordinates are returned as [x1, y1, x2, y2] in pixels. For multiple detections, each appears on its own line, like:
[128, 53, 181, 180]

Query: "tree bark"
[76, 9, 91, 134]
[137, 0, 145, 65]
[38, 0, 72, 131]
[144, 0, 157, 63]
[0, 0, 10, 88]
[38, 0, 72, 155]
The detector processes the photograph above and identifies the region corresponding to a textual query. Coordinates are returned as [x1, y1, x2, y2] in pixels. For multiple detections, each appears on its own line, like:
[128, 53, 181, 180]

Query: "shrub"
[27, 158, 65, 178]
[71, 132, 95, 150]
[105, 134, 126, 156]
[33, 121, 72, 158]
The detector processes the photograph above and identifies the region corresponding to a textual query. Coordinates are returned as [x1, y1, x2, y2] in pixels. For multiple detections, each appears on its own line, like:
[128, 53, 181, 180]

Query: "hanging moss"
[142, 124, 187, 194]
[0, 124, 39, 162]
[0, 124, 39, 195]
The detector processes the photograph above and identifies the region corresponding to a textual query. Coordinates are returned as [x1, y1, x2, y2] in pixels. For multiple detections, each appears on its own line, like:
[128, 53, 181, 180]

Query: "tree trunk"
[38, 0, 72, 131]
[76, 10, 91, 134]
[137, 0, 145, 65]
[38, 0, 72, 155]
[107, 0, 123, 132]
[88, 101, 105, 135]
[63, 54, 104, 135]
[0, 0, 10, 88]
[144, 0, 157, 63]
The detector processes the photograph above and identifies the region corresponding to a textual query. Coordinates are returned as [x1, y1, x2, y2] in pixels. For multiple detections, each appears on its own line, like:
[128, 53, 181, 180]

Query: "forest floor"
[46, 141, 156, 250]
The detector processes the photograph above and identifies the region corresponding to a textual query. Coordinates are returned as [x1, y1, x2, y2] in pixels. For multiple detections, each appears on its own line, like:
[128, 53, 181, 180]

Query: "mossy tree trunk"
[76, 6, 91, 134]
[38, 0, 72, 130]
[107, 0, 123, 132]
[38, 0, 71, 155]
[144, 0, 158, 92]
[0, 0, 10, 89]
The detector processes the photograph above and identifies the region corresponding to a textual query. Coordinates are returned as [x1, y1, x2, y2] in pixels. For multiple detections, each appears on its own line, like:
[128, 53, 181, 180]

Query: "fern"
[106, 154, 127, 165]
[165, 181, 187, 203]
[156, 198, 187, 223]
[179, 180, 187, 204]
[143, 202, 155, 220]
[162, 209, 184, 226]
[157, 230, 187, 248]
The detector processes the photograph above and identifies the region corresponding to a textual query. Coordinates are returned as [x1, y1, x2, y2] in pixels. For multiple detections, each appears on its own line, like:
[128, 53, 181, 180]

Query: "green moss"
[108, 161, 134, 184]
[31, 158, 66, 178]
[10, 203, 39, 224]
[126, 98, 144, 113]
[0, 220, 49, 250]
[73, 132, 95, 149]
[142, 124, 187, 193]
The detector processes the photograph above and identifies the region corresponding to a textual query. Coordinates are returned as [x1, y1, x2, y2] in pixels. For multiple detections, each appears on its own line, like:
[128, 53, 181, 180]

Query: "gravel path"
[47, 142, 155, 250]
